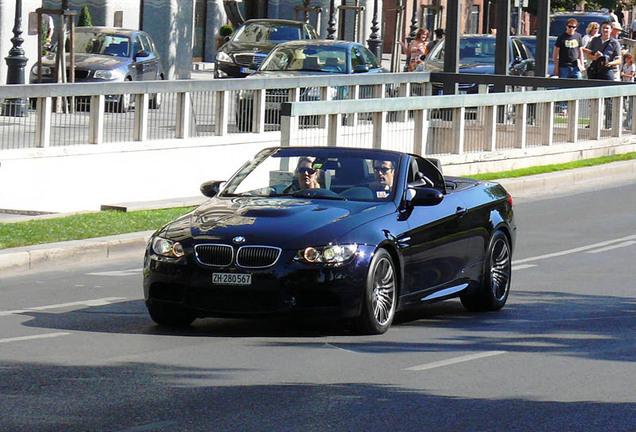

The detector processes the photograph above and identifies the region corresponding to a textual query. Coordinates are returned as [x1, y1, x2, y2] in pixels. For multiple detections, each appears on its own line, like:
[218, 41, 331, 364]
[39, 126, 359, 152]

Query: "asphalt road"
[1, 181, 634, 432]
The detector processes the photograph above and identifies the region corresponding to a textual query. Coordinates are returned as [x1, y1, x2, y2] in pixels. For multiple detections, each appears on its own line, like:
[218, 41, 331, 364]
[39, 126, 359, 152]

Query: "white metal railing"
[0, 73, 431, 151]
[279, 84, 636, 155]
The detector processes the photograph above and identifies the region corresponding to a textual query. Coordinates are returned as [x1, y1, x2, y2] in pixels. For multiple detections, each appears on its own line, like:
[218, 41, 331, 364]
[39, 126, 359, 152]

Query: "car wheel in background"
[461, 230, 511, 311]
[356, 248, 397, 334]
[147, 302, 195, 327]
[149, 75, 164, 109]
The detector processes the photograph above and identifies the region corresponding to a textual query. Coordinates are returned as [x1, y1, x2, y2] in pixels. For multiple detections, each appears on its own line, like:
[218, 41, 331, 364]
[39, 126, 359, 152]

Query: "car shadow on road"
[17, 289, 635, 364]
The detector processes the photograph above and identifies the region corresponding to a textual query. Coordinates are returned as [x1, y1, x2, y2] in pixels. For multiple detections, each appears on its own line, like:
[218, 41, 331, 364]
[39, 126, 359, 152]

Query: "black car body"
[421, 34, 535, 94]
[143, 147, 516, 334]
[215, 19, 318, 78]
[236, 40, 386, 131]
[30, 27, 164, 111]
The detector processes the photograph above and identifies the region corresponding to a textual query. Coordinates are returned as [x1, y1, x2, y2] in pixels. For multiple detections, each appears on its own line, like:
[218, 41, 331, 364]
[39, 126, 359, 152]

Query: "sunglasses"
[373, 166, 393, 174]
[298, 167, 316, 175]
[567, 25, 577, 29]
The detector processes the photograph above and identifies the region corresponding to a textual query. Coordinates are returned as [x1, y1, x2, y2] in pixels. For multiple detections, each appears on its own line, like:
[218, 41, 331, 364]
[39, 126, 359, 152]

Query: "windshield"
[234, 23, 303, 43]
[459, 37, 498, 64]
[72, 32, 131, 57]
[221, 148, 400, 202]
[261, 45, 349, 72]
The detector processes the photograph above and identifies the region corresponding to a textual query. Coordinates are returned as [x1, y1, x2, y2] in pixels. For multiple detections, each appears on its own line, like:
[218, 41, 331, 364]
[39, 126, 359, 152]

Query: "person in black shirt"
[553, 18, 584, 79]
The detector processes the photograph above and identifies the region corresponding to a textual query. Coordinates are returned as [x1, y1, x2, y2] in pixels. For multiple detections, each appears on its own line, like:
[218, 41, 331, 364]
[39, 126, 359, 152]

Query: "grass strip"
[1, 152, 634, 250]
[0, 207, 194, 250]
[471, 152, 636, 181]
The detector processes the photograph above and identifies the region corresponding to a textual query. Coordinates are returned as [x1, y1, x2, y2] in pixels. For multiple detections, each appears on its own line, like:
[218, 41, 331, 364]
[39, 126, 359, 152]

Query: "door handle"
[456, 206, 467, 217]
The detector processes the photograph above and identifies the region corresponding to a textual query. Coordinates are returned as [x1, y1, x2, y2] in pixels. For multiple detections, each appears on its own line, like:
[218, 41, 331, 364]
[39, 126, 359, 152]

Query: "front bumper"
[143, 244, 375, 319]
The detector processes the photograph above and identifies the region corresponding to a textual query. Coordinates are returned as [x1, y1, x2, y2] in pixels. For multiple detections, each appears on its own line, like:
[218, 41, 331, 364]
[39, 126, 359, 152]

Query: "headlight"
[31, 64, 53, 76]
[151, 237, 185, 258]
[94, 69, 124, 80]
[295, 244, 358, 264]
[216, 51, 232, 63]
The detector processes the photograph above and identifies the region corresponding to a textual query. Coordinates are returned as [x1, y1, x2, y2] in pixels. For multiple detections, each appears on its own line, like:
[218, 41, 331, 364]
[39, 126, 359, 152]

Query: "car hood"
[39, 53, 129, 70]
[159, 197, 394, 248]
[459, 63, 494, 74]
[222, 41, 277, 54]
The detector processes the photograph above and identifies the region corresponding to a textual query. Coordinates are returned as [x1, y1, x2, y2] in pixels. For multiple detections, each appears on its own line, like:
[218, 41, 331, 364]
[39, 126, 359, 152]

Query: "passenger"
[370, 160, 395, 193]
[284, 156, 321, 193]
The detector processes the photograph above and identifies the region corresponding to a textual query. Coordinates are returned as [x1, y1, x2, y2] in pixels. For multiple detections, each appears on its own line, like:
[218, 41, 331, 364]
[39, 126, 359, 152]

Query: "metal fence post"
[176, 92, 191, 139]
[451, 107, 465, 154]
[215, 91, 228, 136]
[566, 100, 579, 143]
[590, 98, 602, 140]
[134, 93, 149, 141]
[515, 103, 527, 149]
[541, 102, 554, 146]
[88, 95, 104, 144]
[35, 97, 52, 148]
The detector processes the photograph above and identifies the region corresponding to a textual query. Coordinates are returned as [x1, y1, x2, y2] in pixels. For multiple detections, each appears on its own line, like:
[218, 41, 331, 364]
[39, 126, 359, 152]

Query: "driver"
[370, 160, 395, 193]
[284, 156, 321, 193]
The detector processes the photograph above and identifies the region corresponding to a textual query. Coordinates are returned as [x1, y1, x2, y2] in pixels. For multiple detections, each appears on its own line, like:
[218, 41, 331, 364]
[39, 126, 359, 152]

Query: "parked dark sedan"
[143, 147, 516, 334]
[236, 40, 386, 131]
[215, 19, 318, 78]
[29, 27, 164, 112]
[421, 34, 535, 93]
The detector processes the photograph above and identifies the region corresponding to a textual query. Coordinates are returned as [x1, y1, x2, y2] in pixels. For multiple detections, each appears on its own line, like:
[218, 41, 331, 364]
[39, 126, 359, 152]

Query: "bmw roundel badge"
[233, 236, 246, 244]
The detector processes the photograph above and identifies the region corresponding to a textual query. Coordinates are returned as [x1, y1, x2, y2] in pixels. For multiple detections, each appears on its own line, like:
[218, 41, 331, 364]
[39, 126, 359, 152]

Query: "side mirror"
[406, 187, 444, 206]
[135, 50, 150, 59]
[200, 180, 225, 198]
[353, 64, 370, 73]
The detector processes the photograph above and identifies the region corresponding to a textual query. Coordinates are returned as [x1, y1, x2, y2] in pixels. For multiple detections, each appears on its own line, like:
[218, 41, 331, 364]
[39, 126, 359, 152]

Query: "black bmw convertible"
[143, 147, 516, 334]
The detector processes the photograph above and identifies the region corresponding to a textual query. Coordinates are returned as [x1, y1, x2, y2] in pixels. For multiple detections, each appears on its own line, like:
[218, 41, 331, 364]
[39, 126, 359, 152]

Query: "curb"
[0, 231, 153, 276]
[1, 160, 634, 276]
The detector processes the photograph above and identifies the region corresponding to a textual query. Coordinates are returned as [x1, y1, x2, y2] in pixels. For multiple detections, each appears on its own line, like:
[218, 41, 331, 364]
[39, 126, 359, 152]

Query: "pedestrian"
[609, 9, 619, 24]
[553, 18, 584, 79]
[400, 28, 429, 72]
[621, 52, 635, 82]
[582, 22, 600, 74]
[631, 16, 636, 39]
[586, 20, 622, 80]
[610, 22, 625, 81]
[621, 53, 635, 128]
[425, 28, 444, 54]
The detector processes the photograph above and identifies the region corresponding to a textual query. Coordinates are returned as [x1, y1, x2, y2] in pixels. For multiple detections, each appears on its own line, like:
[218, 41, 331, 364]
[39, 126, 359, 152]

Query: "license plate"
[213, 273, 252, 286]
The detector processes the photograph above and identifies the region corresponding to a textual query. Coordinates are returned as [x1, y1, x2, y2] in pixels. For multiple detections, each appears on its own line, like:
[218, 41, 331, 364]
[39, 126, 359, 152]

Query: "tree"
[78, 5, 92, 27]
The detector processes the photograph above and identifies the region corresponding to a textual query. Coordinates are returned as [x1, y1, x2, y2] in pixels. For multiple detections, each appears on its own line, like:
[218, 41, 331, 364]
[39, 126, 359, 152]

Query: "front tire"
[147, 302, 195, 327]
[356, 249, 397, 334]
[461, 230, 511, 311]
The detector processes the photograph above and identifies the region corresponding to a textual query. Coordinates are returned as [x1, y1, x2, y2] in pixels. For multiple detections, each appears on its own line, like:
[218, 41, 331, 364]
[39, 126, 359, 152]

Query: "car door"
[399, 157, 474, 301]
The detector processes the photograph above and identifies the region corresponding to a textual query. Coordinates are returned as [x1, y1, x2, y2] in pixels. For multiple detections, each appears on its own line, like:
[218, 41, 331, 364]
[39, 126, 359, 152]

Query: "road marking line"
[513, 234, 636, 265]
[405, 351, 507, 371]
[113, 421, 179, 432]
[586, 240, 636, 254]
[0, 297, 127, 317]
[512, 264, 536, 270]
[86, 268, 142, 277]
[0, 332, 70, 344]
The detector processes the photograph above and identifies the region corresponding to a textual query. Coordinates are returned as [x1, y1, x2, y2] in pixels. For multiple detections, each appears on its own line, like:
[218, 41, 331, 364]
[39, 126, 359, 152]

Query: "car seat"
[303, 57, 320, 71]
[325, 57, 343, 72]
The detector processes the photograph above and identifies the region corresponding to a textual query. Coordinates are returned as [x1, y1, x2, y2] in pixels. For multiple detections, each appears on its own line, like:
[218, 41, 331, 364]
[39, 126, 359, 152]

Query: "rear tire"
[356, 249, 397, 334]
[461, 230, 511, 311]
[147, 302, 195, 327]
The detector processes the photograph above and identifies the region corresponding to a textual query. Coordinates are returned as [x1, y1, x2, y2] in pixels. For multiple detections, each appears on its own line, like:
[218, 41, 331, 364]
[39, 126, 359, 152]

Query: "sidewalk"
[1, 160, 635, 276]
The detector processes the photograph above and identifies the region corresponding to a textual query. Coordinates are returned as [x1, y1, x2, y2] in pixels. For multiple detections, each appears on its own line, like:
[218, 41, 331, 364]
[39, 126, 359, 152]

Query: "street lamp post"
[2, 0, 28, 117]
[327, 0, 337, 39]
[367, 0, 383, 61]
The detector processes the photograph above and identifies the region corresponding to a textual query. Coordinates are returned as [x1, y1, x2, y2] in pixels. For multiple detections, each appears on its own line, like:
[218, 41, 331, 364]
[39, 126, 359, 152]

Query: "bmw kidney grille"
[195, 244, 281, 268]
